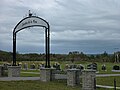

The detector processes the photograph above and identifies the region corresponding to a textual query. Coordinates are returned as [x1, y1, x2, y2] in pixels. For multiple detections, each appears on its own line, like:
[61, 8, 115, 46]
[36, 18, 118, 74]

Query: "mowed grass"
[0, 79, 119, 90]
[0, 80, 81, 90]
[97, 76, 120, 87]
[20, 73, 40, 77]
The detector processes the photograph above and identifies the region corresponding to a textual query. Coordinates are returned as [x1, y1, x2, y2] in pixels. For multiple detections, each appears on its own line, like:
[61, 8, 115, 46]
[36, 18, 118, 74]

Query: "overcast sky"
[0, 0, 120, 54]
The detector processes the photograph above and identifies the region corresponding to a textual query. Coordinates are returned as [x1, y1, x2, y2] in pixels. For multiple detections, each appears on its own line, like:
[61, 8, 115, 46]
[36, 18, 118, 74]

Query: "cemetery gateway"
[12, 10, 50, 68]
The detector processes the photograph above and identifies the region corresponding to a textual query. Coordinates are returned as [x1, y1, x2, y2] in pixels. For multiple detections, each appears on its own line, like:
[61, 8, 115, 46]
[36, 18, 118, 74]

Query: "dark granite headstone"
[30, 64, 35, 69]
[102, 64, 106, 71]
[53, 63, 61, 70]
[87, 63, 97, 71]
[113, 65, 119, 70]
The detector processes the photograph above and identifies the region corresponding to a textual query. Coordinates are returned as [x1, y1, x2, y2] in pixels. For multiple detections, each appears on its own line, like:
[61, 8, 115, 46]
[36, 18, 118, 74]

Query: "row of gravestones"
[101, 64, 120, 71]
[3, 63, 91, 71]
[87, 63, 120, 71]
[65, 64, 84, 70]
[2, 63, 61, 70]
[2, 63, 120, 71]
[65, 63, 97, 71]
[66, 63, 120, 71]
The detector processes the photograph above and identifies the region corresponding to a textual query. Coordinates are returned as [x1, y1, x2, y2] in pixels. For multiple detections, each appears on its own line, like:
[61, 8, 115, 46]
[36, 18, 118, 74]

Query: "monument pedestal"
[8, 66, 21, 77]
[82, 70, 96, 90]
[40, 68, 56, 82]
[67, 69, 80, 86]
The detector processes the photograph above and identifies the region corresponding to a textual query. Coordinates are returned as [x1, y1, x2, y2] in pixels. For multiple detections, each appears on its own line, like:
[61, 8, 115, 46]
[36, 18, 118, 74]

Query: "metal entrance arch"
[13, 14, 50, 68]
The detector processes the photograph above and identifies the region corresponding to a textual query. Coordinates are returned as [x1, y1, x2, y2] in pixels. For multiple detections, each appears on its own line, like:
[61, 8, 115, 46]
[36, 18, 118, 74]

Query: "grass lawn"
[20, 73, 40, 77]
[21, 69, 40, 72]
[21, 69, 40, 77]
[97, 76, 120, 87]
[0, 79, 119, 90]
[0, 80, 81, 90]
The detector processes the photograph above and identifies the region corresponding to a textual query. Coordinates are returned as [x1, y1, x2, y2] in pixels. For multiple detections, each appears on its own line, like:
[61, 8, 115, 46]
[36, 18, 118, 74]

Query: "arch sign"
[13, 12, 50, 68]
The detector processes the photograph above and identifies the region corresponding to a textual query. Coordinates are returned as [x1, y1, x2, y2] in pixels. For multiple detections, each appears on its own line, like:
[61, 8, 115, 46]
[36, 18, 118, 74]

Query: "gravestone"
[113, 65, 119, 70]
[39, 64, 45, 69]
[56, 64, 60, 70]
[3, 63, 11, 70]
[53, 63, 61, 70]
[76, 64, 84, 70]
[87, 63, 97, 71]
[23, 63, 28, 70]
[30, 64, 36, 69]
[37, 64, 40, 69]
[101, 64, 106, 71]
[41, 63, 45, 68]
[18, 62, 22, 66]
[69, 64, 77, 69]
[65, 64, 69, 69]
[53, 63, 56, 68]
[3, 64, 8, 70]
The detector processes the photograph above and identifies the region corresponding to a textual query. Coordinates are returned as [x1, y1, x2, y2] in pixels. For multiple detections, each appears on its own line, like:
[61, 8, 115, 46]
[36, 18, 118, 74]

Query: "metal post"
[45, 28, 48, 68]
[13, 33, 16, 66]
[94, 78, 96, 89]
[48, 25, 50, 68]
[114, 78, 116, 90]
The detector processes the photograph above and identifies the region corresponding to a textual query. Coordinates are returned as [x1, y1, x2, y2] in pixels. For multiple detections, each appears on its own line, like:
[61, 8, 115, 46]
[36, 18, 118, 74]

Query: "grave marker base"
[40, 68, 56, 82]
[67, 69, 80, 86]
[8, 66, 21, 77]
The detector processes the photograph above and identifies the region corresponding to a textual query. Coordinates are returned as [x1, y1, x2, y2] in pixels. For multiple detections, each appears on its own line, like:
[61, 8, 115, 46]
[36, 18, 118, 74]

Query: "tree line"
[0, 50, 118, 63]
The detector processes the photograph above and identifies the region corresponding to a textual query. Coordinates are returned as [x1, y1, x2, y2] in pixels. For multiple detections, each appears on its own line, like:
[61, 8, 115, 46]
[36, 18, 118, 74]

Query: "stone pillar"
[40, 68, 56, 82]
[8, 66, 21, 77]
[67, 69, 80, 86]
[0, 65, 4, 77]
[82, 70, 96, 90]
